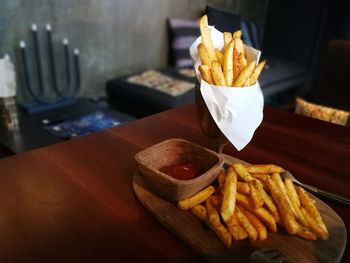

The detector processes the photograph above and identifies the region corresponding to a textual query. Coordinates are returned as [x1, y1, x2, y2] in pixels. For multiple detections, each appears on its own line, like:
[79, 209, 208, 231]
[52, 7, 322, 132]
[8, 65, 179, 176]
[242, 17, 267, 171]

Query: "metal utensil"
[251, 248, 285, 263]
[281, 170, 350, 206]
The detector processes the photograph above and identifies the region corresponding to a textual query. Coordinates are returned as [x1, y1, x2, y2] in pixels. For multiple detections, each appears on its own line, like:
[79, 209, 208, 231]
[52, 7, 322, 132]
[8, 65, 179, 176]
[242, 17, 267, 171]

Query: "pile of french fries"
[197, 15, 265, 87]
[177, 162, 329, 248]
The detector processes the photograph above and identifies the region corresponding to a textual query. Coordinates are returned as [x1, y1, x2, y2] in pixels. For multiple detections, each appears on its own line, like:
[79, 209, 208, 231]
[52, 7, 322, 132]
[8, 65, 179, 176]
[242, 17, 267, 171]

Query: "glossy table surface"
[0, 104, 349, 262]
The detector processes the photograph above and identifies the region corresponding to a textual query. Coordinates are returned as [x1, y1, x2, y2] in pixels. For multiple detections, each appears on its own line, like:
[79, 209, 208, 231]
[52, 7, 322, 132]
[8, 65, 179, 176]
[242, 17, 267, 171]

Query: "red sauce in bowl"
[160, 162, 200, 180]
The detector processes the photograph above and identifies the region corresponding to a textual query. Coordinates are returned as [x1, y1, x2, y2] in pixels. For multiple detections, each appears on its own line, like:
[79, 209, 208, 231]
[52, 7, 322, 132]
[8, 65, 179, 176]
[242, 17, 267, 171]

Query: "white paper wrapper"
[189, 27, 264, 151]
[0, 57, 16, 98]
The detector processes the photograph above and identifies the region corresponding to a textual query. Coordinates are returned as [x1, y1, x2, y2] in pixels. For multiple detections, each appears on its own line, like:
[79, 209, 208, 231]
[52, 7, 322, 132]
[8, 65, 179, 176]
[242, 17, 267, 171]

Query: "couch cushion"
[167, 18, 199, 67]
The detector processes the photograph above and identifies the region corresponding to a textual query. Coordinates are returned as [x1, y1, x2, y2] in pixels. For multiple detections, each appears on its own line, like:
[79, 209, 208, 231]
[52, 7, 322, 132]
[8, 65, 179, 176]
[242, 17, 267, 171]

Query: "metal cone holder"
[18, 23, 81, 114]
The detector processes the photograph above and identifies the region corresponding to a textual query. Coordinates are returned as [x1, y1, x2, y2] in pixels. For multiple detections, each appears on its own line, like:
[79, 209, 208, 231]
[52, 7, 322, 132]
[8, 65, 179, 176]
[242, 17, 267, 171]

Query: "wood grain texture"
[0, 104, 348, 262]
[133, 154, 346, 263]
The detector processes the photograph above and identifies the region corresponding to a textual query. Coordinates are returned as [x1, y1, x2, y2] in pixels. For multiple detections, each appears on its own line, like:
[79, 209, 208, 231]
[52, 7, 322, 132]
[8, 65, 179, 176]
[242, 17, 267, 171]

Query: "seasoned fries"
[220, 166, 237, 222]
[196, 15, 265, 88]
[177, 185, 215, 210]
[199, 15, 217, 64]
[206, 198, 232, 248]
[177, 160, 329, 248]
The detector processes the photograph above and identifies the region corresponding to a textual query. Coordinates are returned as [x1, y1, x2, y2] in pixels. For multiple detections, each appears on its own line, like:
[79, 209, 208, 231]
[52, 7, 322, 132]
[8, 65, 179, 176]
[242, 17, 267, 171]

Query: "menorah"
[18, 23, 81, 113]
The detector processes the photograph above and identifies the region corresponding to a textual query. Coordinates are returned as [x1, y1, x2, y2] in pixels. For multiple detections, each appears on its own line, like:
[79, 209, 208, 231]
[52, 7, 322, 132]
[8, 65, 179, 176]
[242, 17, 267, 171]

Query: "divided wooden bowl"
[135, 138, 224, 202]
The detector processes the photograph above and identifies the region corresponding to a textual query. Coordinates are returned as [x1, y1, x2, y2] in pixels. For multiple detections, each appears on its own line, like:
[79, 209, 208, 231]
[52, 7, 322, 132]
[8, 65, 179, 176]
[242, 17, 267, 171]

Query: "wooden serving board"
[133, 155, 346, 263]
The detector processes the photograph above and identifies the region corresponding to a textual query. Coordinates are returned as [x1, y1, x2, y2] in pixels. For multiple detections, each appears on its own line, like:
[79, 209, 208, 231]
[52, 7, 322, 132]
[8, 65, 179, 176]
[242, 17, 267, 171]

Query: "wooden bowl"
[135, 138, 223, 202]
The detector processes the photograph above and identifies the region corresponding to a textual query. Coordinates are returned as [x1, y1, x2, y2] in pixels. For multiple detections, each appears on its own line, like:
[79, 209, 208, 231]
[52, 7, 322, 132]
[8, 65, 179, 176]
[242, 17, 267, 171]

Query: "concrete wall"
[0, 0, 267, 101]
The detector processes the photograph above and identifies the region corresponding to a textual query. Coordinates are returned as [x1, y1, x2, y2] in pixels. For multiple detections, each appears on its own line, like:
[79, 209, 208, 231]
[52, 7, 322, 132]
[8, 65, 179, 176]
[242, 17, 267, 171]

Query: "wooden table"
[0, 104, 348, 262]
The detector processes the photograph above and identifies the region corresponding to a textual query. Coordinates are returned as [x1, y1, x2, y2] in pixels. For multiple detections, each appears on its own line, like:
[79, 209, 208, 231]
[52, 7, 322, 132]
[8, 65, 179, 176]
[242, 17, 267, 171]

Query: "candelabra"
[18, 23, 81, 113]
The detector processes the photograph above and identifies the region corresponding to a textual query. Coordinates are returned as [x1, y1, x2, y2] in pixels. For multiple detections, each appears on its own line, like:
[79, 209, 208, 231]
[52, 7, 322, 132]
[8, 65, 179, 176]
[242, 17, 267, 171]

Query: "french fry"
[249, 180, 264, 209]
[271, 173, 296, 214]
[250, 173, 268, 182]
[233, 30, 242, 39]
[235, 206, 258, 241]
[246, 60, 266, 86]
[191, 205, 207, 221]
[296, 226, 317, 241]
[233, 35, 247, 68]
[233, 47, 243, 82]
[237, 181, 250, 194]
[217, 169, 226, 194]
[266, 178, 300, 234]
[300, 207, 327, 239]
[236, 193, 277, 232]
[177, 185, 215, 210]
[246, 164, 285, 174]
[220, 166, 237, 222]
[283, 177, 307, 226]
[197, 43, 213, 66]
[223, 40, 234, 86]
[223, 32, 232, 50]
[233, 163, 254, 182]
[233, 61, 256, 87]
[211, 61, 227, 86]
[198, 65, 214, 84]
[206, 198, 232, 248]
[226, 213, 249, 240]
[260, 187, 280, 223]
[239, 206, 267, 240]
[297, 186, 329, 239]
[284, 176, 300, 207]
[199, 15, 217, 63]
[215, 48, 224, 65]
[253, 206, 277, 233]
[210, 195, 222, 210]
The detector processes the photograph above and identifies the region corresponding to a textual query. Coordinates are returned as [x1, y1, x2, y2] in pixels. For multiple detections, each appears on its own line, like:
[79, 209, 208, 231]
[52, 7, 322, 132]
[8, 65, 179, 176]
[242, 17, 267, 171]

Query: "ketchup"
[160, 162, 199, 180]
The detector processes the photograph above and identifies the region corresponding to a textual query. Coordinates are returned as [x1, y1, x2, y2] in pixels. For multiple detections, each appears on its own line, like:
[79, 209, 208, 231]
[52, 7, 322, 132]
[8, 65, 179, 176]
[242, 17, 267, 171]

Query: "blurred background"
[0, 0, 349, 156]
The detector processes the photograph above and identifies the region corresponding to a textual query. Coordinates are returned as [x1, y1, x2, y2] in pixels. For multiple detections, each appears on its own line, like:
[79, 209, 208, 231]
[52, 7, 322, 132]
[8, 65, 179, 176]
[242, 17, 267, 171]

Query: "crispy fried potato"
[215, 48, 224, 65]
[233, 36, 247, 68]
[223, 32, 232, 51]
[211, 61, 227, 86]
[177, 185, 215, 210]
[198, 65, 214, 84]
[206, 198, 232, 248]
[260, 187, 280, 223]
[223, 40, 234, 86]
[284, 176, 300, 207]
[249, 180, 264, 209]
[237, 181, 250, 194]
[233, 163, 254, 182]
[233, 47, 243, 82]
[199, 15, 217, 63]
[232, 30, 242, 39]
[236, 193, 277, 232]
[210, 195, 222, 210]
[296, 226, 317, 240]
[266, 178, 300, 234]
[226, 213, 249, 240]
[297, 186, 329, 239]
[217, 169, 226, 194]
[220, 166, 237, 222]
[300, 207, 328, 239]
[191, 205, 207, 221]
[246, 164, 285, 174]
[197, 43, 213, 66]
[239, 205, 267, 240]
[283, 177, 307, 226]
[235, 206, 258, 241]
[251, 173, 268, 182]
[233, 61, 255, 87]
[272, 173, 305, 225]
[246, 60, 266, 86]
